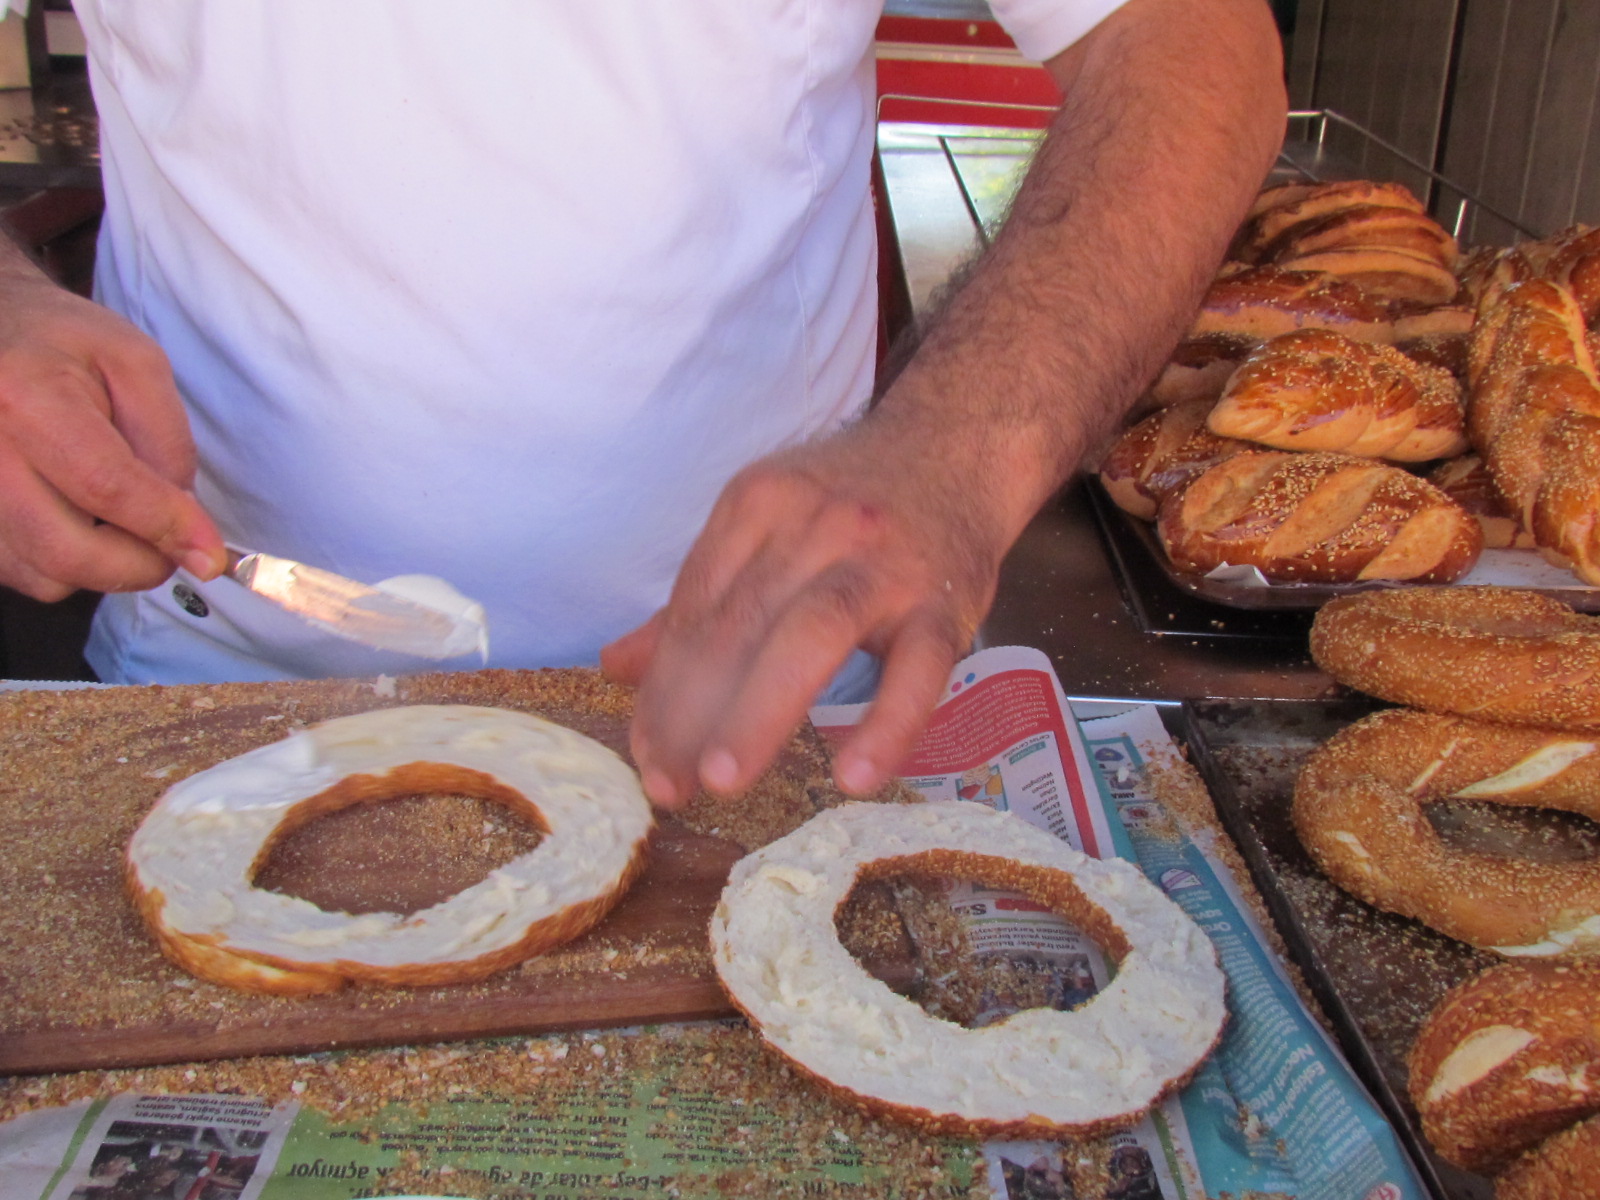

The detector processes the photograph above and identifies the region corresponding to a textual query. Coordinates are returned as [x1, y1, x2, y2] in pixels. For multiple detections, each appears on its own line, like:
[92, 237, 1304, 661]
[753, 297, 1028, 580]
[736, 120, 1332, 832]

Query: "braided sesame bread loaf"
[1157, 450, 1481, 583]
[1467, 279, 1600, 583]
[1207, 328, 1467, 461]
[1098, 399, 1252, 519]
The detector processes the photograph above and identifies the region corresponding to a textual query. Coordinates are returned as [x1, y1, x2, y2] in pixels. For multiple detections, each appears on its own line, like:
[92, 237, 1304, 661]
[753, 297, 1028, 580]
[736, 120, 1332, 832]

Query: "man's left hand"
[602, 412, 1001, 808]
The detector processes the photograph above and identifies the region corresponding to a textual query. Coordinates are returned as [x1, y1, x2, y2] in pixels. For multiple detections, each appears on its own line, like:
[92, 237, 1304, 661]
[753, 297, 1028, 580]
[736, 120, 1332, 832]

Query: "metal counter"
[876, 122, 1333, 706]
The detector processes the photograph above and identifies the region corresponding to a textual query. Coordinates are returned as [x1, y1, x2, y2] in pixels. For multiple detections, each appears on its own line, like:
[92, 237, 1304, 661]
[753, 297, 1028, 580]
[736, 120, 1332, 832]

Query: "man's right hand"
[0, 258, 223, 600]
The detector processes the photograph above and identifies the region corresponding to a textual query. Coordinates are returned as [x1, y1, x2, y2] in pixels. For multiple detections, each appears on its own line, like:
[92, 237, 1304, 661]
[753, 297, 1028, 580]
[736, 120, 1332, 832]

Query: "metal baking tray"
[1178, 697, 1600, 1200]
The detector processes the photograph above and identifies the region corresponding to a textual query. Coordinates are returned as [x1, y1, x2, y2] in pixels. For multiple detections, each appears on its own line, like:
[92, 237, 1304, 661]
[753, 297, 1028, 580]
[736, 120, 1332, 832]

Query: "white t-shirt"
[79, 0, 1126, 684]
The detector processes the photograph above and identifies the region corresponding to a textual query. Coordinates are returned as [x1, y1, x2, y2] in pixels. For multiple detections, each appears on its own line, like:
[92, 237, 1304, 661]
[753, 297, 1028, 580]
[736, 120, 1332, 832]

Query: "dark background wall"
[1287, 0, 1600, 240]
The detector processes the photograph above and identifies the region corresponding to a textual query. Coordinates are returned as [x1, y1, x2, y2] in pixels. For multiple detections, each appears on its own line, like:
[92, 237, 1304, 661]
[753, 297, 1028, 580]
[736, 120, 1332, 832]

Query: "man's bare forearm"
[609, 0, 1286, 804]
[871, 0, 1286, 548]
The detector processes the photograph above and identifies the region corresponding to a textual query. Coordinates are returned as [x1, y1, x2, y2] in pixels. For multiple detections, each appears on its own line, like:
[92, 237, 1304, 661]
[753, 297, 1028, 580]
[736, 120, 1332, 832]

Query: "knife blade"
[223, 548, 488, 660]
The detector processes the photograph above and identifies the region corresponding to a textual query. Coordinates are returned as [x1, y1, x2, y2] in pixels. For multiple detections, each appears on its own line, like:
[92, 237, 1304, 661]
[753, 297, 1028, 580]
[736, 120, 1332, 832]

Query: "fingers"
[628, 556, 967, 809]
[694, 599, 962, 801]
[623, 437, 1000, 811]
[599, 610, 663, 686]
[0, 437, 202, 597]
[0, 302, 223, 594]
[102, 336, 200, 489]
[628, 481, 890, 807]
[685, 562, 877, 795]
[2, 386, 221, 579]
[832, 613, 962, 794]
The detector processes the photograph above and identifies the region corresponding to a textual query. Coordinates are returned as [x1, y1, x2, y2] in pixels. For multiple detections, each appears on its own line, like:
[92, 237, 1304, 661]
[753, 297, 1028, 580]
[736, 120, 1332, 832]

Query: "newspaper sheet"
[1, 645, 1426, 1199]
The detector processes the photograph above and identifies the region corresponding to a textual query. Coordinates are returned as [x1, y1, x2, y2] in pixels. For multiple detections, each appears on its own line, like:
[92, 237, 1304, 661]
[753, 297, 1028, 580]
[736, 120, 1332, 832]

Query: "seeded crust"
[126, 759, 650, 994]
[1466, 278, 1600, 583]
[1408, 961, 1600, 1172]
[726, 851, 1208, 1143]
[1187, 265, 1395, 344]
[1310, 587, 1600, 730]
[1156, 449, 1482, 583]
[1497, 1111, 1600, 1200]
[713, 807, 1228, 1143]
[1292, 708, 1600, 953]
[1207, 328, 1467, 461]
[1541, 224, 1600, 327]
[1097, 398, 1251, 519]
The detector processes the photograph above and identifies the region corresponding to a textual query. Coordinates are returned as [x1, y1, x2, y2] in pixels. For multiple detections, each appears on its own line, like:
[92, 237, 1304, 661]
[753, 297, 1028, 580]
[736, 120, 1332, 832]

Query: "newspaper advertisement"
[2, 645, 1424, 1199]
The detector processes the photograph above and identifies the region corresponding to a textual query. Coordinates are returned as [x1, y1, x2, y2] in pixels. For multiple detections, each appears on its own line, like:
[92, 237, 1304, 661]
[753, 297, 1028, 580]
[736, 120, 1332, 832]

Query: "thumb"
[600, 609, 665, 685]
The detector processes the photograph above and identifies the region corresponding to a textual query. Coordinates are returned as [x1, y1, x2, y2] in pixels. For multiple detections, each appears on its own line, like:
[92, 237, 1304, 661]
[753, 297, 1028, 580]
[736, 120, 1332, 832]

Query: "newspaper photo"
[39, 1092, 295, 1200]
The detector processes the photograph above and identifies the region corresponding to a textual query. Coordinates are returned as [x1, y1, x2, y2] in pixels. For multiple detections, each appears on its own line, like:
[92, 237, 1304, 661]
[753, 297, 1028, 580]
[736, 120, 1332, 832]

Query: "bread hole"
[1426, 800, 1600, 863]
[254, 766, 545, 916]
[837, 863, 1123, 1030]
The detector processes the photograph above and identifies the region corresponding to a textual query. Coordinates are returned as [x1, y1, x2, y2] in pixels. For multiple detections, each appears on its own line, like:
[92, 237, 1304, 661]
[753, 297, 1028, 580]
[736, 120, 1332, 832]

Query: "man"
[0, 1, 1285, 806]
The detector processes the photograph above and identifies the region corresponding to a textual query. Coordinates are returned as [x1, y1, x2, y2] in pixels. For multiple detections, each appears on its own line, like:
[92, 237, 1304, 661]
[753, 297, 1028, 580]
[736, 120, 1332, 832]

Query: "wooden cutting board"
[0, 670, 912, 1075]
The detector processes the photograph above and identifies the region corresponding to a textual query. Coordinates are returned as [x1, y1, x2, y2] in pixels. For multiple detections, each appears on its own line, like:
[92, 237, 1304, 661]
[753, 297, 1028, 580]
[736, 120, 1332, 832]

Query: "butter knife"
[223, 547, 488, 660]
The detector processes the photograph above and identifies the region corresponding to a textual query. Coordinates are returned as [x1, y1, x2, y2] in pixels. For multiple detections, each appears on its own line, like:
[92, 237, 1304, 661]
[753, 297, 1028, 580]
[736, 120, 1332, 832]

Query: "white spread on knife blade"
[374, 574, 490, 661]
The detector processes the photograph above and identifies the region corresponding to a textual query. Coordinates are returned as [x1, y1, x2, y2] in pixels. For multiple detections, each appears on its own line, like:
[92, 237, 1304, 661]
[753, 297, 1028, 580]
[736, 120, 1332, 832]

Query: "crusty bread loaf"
[1467, 279, 1594, 440]
[1545, 224, 1600, 325]
[1459, 242, 1544, 315]
[1310, 586, 1600, 730]
[1097, 399, 1252, 519]
[1394, 305, 1475, 341]
[1294, 708, 1600, 955]
[1231, 177, 1460, 307]
[1206, 328, 1467, 461]
[1240, 179, 1323, 223]
[1144, 332, 1257, 408]
[1236, 179, 1427, 262]
[1254, 203, 1459, 271]
[1467, 279, 1600, 583]
[1409, 961, 1600, 1172]
[1497, 1113, 1600, 1200]
[1273, 246, 1461, 306]
[1156, 449, 1481, 583]
[1187, 265, 1395, 344]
